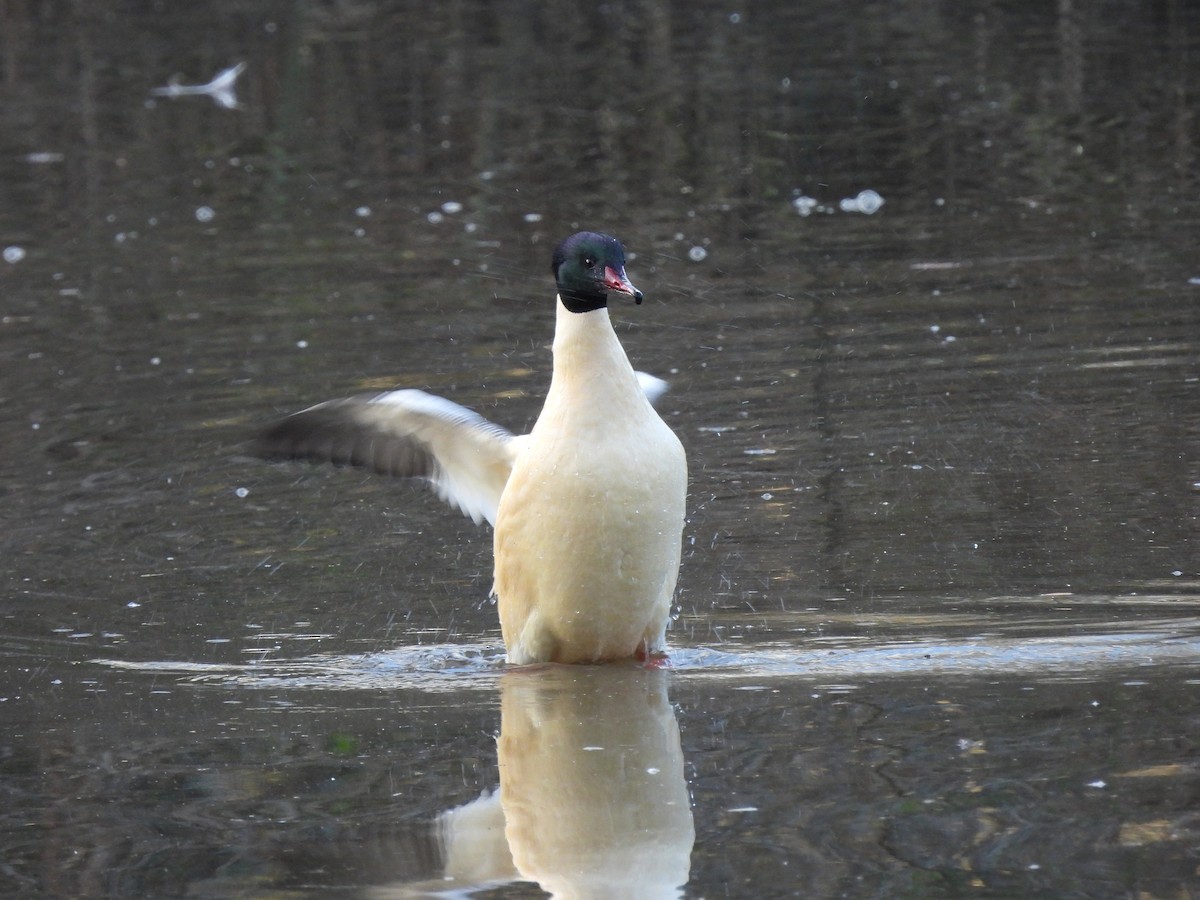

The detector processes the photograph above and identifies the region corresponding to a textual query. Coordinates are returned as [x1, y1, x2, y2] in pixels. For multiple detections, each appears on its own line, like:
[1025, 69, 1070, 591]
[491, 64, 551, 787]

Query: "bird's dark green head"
[551, 231, 643, 314]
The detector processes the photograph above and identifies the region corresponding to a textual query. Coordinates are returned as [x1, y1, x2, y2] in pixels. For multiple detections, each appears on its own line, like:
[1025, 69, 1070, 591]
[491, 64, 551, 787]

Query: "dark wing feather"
[255, 389, 517, 526]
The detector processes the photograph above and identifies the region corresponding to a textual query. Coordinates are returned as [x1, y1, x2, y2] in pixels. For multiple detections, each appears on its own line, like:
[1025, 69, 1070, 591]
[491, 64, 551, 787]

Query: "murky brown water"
[2, 2, 1199, 897]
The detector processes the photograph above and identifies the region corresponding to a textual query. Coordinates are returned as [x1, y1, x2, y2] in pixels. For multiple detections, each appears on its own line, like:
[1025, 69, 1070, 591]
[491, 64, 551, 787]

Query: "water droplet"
[441, 201, 463, 214]
[3, 246, 26, 263]
[426, 211, 444, 224]
[523, 212, 543, 223]
[195, 206, 215, 223]
[355, 206, 371, 218]
[688, 245, 708, 262]
[235, 487, 250, 498]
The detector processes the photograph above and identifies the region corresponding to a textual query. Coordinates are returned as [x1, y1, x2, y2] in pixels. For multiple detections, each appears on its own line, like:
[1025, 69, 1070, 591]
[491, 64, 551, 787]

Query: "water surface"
[2, 2, 1198, 897]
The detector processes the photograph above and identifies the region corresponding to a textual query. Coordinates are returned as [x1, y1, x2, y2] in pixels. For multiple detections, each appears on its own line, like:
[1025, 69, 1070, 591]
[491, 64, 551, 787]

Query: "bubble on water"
[464, 222, 478, 233]
[839, 189, 884, 214]
[353, 227, 366, 238]
[296, 339, 308, 349]
[688, 245, 708, 262]
[1188, 276, 1200, 286]
[441, 201, 463, 214]
[149, 356, 162, 366]
[426, 211, 444, 224]
[728, 12, 742, 24]
[792, 196, 818, 217]
[4, 246, 26, 263]
[355, 206, 371, 218]
[126, 601, 141, 609]
[856, 189, 884, 213]
[523, 212, 543, 223]
[195, 206, 215, 223]
[235, 487, 250, 498]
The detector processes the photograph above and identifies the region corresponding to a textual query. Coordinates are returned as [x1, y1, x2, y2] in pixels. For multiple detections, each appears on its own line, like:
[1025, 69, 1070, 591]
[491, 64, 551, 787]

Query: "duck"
[255, 232, 688, 665]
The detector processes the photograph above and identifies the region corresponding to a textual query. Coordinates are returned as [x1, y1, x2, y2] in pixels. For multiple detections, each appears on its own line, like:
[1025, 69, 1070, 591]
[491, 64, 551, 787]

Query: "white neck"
[541, 297, 647, 422]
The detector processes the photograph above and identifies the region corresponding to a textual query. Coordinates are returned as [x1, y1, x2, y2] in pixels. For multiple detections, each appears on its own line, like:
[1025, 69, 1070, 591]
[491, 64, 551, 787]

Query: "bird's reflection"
[392, 664, 693, 898]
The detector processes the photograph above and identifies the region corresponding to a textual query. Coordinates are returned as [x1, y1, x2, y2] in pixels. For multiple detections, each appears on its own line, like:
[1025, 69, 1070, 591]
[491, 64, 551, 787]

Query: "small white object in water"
[195, 206, 215, 223]
[150, 61, 246, 110]
[355, 206, 371, 218]
[3, 246, 26, 264]
[792, 195, 818, 217]
[235, 487, 250, 498]
[856, 189, 884, 213]
[523, 212, 543, 223]
[296, 340, 308, 349]
[426, 211, 444, 224]
[688, 245, 708, 262]
[441, 201, 463, 214]
[1188, 276, 1200, 285]
[840, 189, 885, 214]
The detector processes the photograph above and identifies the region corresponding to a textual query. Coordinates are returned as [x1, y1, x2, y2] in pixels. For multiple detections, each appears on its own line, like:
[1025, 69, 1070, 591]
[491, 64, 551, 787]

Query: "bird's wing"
[255, 389, 518, 526]
[635, 371, 670, 406]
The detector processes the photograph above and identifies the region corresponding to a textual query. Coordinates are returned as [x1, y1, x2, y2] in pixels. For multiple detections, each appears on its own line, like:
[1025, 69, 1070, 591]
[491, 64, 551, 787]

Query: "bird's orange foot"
[636, 645, 672, 669]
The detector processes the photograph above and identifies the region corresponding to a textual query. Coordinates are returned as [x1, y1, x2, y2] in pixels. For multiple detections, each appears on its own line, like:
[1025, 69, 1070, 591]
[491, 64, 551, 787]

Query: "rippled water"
[2, 2, 1199, 897]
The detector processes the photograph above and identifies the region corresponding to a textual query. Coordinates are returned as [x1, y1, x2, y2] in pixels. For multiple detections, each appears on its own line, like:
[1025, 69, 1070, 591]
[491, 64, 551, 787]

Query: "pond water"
[2, 2, 1199, 897]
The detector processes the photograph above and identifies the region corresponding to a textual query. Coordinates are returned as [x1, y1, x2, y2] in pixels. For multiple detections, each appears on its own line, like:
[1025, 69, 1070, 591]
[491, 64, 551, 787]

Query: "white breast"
[493, 303, 687, 664]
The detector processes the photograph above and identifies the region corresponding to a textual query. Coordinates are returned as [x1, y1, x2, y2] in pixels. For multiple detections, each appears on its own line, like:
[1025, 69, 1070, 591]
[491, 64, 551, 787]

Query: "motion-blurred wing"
[255, 389, 517, 526]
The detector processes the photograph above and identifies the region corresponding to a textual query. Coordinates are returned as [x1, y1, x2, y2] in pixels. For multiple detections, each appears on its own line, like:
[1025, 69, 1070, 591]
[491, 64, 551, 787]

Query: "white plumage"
[257, 232, 687, 664]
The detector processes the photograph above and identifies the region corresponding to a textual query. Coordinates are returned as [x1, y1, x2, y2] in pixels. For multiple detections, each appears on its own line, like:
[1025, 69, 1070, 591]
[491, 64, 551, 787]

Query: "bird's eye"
[583, 256, 596, 268]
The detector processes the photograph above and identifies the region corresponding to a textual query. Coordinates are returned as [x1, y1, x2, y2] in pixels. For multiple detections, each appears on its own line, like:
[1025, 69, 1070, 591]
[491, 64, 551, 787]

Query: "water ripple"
[92, 622, 1200, 692]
